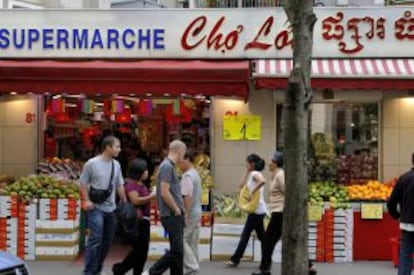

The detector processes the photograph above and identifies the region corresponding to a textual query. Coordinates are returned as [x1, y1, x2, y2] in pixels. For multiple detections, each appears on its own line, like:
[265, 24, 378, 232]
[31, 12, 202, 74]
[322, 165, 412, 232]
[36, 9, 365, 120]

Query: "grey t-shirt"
[156, 158, 184, 217]
[79, 156, 124, 213]
[181, 167, 202, 217]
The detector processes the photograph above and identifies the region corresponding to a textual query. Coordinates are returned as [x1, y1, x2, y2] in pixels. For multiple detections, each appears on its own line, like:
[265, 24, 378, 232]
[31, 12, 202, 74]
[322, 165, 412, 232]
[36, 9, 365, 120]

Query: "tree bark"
[280, 1, 316, 275]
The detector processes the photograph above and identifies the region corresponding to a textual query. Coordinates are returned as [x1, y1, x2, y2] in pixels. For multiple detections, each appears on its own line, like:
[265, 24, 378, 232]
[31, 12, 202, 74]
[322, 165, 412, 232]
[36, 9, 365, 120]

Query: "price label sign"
[308, 205, 323, 222]
[242, 115, 261, 141]
[223, 116, 243, 140]
[361, 203, 383, 219]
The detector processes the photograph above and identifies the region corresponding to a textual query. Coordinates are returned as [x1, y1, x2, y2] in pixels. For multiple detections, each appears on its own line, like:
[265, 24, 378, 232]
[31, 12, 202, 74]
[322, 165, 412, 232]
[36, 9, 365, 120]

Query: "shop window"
[276, 102, 379, 184]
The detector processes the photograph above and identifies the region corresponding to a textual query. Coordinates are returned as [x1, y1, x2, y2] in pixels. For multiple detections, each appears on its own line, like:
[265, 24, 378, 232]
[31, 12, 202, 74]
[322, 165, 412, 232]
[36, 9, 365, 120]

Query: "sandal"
[225, 260, 239, 267]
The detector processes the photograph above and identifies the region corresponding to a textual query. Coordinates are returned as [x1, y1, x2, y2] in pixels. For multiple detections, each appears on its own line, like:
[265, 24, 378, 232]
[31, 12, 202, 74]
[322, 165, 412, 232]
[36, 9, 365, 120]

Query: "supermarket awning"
[254, 59, 414, 90]
[0, 60, 250, 98]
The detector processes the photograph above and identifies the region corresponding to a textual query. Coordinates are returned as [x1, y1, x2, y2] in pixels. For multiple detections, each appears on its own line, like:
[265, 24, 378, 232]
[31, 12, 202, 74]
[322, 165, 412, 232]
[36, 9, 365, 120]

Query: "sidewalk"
[27, 260, 396, 275]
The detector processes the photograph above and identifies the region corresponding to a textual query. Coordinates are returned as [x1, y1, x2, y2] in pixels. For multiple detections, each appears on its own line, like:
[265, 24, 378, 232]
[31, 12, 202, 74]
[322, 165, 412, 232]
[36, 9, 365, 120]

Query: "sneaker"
[225, 260, 239, 268]
[142, 270, 150, 275]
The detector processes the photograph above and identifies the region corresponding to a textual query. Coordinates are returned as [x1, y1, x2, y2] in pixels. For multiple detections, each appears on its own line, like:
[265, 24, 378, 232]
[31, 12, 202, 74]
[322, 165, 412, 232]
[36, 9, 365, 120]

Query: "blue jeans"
[84, 208, 117, 275]
[399, 230, 414, 275]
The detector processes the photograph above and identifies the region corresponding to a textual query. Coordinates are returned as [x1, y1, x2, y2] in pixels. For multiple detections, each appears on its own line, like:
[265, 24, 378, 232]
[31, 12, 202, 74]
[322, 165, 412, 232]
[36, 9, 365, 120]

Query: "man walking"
[144, 140, 187, 275]
[179, 150, 202, 275]
[387, 152, 414, 275]
[80, 135, 126, 275]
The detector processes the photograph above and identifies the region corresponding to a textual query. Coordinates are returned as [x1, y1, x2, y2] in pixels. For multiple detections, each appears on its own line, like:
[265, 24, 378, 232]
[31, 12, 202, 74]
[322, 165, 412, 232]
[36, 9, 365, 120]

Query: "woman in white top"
[252, 150, 284, 275]
[226, 153, 267, 267]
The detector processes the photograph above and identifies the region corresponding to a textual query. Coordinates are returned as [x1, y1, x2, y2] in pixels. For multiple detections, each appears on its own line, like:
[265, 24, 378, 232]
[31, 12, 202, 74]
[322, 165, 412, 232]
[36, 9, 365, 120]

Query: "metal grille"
[0, 265, 29, 275]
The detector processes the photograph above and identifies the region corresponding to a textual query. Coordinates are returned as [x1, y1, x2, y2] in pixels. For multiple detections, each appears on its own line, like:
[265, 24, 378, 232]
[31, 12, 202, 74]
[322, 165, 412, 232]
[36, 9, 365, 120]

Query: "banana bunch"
[213, 193, 246, 218]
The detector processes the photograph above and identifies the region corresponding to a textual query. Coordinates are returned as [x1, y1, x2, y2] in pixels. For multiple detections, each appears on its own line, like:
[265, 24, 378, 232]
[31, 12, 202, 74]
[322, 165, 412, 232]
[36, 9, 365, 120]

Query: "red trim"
[0, 60, 250, 98]
[255, 77, 414, 90]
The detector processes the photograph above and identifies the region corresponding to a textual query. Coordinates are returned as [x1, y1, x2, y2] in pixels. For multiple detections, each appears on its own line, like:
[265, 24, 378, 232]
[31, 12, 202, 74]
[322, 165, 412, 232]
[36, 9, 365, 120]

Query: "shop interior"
[43, 94, 211, 183]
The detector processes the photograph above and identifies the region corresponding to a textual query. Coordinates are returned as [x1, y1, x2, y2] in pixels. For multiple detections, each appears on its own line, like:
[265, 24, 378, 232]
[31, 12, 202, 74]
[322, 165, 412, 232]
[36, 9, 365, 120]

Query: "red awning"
[0, 60, 250, 98]
[254, 59, 414, 90]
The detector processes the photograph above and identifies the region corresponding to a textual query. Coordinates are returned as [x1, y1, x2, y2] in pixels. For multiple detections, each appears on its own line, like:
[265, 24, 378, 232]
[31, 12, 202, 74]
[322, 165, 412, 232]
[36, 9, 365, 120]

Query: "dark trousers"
[150, 215, 185, 275]
[83, 208, 117, 275]
[231, 213, 265, 264]
[260, 212, 283, 271]
[399, 230, 414, 275]
[116, 219, 150, 275]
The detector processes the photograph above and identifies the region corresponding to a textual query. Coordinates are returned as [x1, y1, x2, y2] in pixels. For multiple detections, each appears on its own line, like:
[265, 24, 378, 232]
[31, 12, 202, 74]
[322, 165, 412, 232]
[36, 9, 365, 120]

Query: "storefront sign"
[0, 8, 413, 58]
[361, 203, 383, 220]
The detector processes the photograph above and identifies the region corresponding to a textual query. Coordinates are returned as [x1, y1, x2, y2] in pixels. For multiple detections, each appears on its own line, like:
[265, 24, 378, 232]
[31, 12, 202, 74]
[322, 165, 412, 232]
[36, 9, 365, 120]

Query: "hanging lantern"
[50, 99, 65, 114]
[111, 99, 124, 113]
[82, 99, 95, 114]
[115, 108, 132, 123]
[137, 100, 153, 116]
[103, 100, 112, 116]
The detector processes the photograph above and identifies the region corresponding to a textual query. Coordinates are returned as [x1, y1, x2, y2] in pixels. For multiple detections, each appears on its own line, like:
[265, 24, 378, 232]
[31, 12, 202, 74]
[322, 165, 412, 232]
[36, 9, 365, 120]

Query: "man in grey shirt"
[144, 140, 186, 275]
[180, 150, 202, 275]
[79, 136, 126, 275]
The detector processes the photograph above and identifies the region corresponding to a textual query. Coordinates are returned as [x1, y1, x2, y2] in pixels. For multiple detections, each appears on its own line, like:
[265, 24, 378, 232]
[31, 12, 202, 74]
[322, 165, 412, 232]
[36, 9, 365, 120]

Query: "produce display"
[0, 175, 80, 201]
[0, 174, 15, 188]
[347, 179, 396, 201]
[213, 193, 246, 218]
[337, 154, 378, 185]
[308, 181, 351, 209]
[37, 157, 84, 180]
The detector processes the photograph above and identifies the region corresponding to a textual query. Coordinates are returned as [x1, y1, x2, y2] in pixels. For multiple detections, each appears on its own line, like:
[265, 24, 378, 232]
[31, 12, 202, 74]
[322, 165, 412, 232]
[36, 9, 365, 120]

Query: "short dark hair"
[127, 159, 148, 181]
[246, 153, 265, 171]
[272, 150, 284, 168]
[101, 135, 119, 152]
[184, 150, 196, 163]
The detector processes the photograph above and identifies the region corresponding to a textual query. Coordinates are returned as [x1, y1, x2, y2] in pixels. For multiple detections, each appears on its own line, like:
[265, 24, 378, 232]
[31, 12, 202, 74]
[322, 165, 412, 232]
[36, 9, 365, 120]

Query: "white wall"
[382, 91, 414, 182]
[211, 89, 276, 194]
[0, 95, 39, 177]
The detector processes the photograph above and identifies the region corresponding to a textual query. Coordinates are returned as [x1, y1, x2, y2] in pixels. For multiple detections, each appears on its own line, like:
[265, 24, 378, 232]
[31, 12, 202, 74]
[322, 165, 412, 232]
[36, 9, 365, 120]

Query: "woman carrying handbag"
[112, 159, 155, 275]
[225, 153, 267, 267]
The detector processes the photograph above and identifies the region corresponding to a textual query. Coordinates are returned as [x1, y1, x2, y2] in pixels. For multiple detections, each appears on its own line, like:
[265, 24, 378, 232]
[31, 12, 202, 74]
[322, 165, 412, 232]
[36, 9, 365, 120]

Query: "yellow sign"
[223, 115, 261, 141]
[361, 203, 383, 219]
[201, 189, 210, 206]
[308, 205, 323, 222]
[242, 115, 261, 140]
[223, 116, 243, 140]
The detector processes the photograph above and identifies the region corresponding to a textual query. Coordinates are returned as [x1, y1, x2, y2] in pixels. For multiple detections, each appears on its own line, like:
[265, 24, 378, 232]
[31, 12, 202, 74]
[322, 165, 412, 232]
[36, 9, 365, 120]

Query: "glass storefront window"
[276, 102, 379, 184]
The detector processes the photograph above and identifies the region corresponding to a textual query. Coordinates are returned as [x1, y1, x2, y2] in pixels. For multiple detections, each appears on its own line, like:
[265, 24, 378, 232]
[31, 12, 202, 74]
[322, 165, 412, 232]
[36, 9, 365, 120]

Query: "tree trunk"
[280, 1, 316, 275]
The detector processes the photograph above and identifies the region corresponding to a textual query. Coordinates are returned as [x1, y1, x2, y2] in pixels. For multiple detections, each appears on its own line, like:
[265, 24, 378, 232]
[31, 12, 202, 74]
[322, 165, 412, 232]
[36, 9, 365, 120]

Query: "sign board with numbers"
[223, 115, 261, 141]
[361, 203, 384, 219]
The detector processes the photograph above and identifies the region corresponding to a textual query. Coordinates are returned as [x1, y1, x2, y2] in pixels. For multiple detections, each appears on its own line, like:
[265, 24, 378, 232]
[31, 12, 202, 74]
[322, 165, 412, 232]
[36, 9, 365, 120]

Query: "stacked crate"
[324, 209, 353, 263]
[35, 219, 80, 260]
[308, 220, 326, 262]
[57, 198, 81, 221]
[35, 198, 81, 260]
[17, 203, 36, 260]
[0, 196, 36, 260]
[39, 198, 58, 220]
